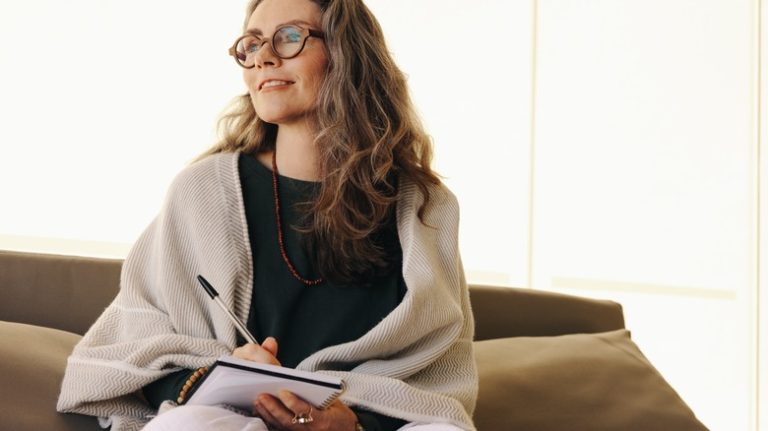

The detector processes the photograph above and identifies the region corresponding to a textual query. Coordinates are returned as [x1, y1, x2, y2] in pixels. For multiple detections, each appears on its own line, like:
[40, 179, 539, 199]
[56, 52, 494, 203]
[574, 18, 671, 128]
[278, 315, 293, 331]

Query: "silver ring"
[291, 407, 314, 424]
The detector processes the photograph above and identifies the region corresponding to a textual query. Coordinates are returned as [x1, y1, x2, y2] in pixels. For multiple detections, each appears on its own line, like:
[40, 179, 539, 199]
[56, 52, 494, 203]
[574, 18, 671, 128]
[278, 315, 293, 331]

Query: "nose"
[253, 42, 281, 69]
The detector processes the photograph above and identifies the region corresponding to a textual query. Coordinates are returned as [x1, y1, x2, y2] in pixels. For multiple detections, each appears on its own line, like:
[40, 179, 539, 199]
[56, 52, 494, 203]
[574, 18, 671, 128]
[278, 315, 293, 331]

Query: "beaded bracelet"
[176, 366, 209, 404]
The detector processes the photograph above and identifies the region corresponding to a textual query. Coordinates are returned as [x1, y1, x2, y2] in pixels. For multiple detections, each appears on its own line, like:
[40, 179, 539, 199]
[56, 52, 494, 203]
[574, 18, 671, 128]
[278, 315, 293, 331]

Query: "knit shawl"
[56, 152, 478, 431]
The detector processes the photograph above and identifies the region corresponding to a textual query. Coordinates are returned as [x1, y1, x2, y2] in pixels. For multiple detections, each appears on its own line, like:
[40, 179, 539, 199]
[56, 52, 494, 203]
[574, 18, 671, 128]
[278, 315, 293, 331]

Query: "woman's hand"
[253, 390, 358, 431]
[232, 336, 281, 366]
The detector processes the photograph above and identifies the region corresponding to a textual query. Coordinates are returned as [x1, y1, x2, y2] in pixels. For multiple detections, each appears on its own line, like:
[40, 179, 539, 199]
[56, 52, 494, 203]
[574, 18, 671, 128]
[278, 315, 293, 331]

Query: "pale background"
[0, 1, 765, 430]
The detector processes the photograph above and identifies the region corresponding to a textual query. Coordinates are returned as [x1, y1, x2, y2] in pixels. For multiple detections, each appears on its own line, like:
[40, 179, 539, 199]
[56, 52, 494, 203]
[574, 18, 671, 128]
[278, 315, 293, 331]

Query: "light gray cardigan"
[56, 152, 478, 431]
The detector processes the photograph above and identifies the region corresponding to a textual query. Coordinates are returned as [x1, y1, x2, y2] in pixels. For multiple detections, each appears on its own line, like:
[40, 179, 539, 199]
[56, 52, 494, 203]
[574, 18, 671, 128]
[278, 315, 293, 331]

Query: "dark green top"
[143, 153, 407, 430]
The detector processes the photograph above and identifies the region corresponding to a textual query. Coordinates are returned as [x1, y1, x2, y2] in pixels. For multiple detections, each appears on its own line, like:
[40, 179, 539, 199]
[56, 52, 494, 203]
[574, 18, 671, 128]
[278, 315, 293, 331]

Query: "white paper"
[185, 355, 345, 411]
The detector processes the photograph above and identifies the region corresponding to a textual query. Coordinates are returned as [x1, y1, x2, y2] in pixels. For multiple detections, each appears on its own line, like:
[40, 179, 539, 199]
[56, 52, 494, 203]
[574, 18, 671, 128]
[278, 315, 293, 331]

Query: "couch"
[0, 250, 708, 430]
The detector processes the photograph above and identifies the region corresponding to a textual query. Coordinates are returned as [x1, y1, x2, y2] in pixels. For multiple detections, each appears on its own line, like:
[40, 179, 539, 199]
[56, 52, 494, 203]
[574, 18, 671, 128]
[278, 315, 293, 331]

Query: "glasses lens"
[274, 26, 304, 58]
[236, 36, 261, 67]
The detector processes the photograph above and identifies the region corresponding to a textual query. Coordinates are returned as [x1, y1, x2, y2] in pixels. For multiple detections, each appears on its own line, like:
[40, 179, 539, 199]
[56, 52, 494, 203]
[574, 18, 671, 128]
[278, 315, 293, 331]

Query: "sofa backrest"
[469, 284, 624, 339]
[0, 250, 624, 338]
[0, 251, 122, 335]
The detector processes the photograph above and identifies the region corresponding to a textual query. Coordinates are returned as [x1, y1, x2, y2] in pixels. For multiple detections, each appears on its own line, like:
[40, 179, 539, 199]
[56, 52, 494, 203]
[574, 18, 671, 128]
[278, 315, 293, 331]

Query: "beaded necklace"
[271, 150, 324, 286]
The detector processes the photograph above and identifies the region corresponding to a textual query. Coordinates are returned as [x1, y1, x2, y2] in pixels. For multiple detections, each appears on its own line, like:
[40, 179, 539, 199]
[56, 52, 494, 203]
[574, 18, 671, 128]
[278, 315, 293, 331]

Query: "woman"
[57, 0, 477, 430]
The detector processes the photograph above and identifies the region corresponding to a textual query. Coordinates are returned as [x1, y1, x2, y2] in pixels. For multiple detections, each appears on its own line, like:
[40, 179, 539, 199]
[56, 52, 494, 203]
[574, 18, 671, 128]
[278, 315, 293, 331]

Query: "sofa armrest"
[0, 251, 121, 335]
[469, 285, 625, 341]
[0, 321, 102, 431]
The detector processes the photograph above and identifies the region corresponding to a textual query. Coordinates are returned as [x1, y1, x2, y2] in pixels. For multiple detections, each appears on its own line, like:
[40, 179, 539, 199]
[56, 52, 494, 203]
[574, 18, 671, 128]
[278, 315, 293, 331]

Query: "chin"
[253, 107, 281, 123]
[252, 101, 316, 126]
[257, 114, 293, 125]
[256, 110, 312, 126]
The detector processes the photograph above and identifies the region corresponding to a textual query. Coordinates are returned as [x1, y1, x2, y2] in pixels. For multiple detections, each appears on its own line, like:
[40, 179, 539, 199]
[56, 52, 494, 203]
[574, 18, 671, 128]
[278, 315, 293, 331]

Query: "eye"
[237, 36, 263, 55]
[286, 31, 301, 43]
[276, 26, 303, 44]
[245, 38, 263, 53]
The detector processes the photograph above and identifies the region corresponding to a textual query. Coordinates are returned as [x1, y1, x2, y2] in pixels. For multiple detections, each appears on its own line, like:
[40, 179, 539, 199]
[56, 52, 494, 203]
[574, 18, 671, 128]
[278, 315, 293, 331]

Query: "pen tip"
[196, 275, 218, 298]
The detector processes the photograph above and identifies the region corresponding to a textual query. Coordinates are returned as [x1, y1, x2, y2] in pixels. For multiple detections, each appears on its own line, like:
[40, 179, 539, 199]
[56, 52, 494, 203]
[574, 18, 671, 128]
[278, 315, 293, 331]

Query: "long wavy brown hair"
[198, 0, 440, 284]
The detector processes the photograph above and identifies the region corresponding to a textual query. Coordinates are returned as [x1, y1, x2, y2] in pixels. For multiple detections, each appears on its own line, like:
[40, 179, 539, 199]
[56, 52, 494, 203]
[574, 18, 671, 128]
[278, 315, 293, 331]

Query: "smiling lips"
[259, 79, 294, 91]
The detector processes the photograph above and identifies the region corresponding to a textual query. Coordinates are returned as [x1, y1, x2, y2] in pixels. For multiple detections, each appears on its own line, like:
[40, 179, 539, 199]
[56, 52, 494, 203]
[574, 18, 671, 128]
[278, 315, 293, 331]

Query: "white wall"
[0, 1, 246, 247]
[0, 1, 764, 430]
[759, 1, 768, 427]
[532, 1, 756, 429]
[365, 0, 533, 287]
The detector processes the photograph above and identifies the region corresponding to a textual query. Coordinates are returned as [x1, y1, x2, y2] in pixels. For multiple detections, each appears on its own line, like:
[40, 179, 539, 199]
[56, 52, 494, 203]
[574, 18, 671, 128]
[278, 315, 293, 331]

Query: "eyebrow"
[245, 19, 316, 36]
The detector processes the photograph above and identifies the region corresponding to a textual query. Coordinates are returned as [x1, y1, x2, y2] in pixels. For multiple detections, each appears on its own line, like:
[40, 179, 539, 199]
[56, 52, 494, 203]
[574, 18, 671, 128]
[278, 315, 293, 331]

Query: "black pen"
[196, 275, 258, 344]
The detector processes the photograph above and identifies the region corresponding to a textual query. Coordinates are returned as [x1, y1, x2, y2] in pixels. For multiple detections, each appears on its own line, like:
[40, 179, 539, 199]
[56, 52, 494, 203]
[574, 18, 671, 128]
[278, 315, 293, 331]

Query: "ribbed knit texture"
[56, 152, 478, 431]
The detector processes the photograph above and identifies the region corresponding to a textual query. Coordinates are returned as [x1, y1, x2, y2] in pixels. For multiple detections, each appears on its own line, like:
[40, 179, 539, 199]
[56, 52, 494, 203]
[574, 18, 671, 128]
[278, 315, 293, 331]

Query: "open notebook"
[183, 355, 345, 411]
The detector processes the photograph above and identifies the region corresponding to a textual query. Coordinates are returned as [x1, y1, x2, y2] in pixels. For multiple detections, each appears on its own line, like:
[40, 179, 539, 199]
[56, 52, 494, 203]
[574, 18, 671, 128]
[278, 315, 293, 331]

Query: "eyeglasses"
[229, 25, 325, 68]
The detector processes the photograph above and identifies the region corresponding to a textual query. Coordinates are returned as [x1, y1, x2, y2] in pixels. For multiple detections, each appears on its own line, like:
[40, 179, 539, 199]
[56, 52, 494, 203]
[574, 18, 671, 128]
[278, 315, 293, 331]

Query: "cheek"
[305, 57, 329, 93]
[243, 70, 256, 90]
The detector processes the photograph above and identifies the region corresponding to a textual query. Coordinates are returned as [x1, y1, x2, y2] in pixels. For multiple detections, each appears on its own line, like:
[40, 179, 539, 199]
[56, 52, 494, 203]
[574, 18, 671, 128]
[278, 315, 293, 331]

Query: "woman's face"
[244, 0, 328, 126]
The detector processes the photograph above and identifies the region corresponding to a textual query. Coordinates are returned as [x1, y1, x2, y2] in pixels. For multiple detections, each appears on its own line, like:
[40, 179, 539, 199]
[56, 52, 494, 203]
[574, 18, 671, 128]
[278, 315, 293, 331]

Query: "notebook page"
[185, 355, 344, 411]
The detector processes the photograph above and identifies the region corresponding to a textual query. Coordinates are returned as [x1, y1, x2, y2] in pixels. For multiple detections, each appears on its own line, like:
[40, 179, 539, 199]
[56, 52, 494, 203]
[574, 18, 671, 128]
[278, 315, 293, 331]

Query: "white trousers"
[141, 405, 465, 431]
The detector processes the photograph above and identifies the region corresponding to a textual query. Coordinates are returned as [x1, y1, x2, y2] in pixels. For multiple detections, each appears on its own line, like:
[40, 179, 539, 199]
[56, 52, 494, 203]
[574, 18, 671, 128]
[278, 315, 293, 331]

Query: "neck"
[267, 122, 320, 181]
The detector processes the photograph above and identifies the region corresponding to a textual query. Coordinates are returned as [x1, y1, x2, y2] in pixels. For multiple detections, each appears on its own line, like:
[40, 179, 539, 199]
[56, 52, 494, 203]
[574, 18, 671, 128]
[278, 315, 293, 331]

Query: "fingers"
[261, 336, 278, 357]
[276, 390, 309, 418]
[253, 396, 282, 428]
[253, 391, 356, 430]
[255, 392, 311, 429]
[231, 341, 281, 366]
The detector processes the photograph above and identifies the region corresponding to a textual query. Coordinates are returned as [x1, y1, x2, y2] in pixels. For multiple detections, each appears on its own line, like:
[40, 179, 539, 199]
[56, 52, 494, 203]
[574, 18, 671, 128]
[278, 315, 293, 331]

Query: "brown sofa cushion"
[0, 321, 101, 431]
[474, 329, 708, 431]
[1, 320, 706, 431]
